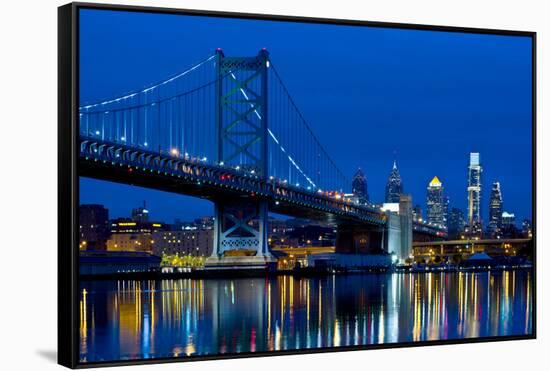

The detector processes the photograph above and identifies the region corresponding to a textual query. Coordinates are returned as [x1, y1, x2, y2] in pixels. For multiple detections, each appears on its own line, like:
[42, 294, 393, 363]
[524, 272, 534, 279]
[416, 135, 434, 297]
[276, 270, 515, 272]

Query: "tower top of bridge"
[214, 48, 269, 59]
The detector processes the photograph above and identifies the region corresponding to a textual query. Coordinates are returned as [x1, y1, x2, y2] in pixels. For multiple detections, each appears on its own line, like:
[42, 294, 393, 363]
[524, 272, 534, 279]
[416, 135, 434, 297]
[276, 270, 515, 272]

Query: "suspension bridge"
[79, 49, 444, 268]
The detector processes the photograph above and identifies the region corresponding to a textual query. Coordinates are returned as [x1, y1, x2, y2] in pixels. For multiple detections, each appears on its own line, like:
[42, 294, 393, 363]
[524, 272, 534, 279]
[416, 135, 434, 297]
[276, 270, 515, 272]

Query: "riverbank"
[79, 263, 533, 281]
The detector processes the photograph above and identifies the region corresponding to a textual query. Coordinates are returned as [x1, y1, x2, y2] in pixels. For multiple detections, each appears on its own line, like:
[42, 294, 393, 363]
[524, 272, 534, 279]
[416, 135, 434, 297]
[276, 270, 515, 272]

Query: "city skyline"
[72, 7, 534, 365]
[80, 10, 533, 225]
[81, 152, 532, 228]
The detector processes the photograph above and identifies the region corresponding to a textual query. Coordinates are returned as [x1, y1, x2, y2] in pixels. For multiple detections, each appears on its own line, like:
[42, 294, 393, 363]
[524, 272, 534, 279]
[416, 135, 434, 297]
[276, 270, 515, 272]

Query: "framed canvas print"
[58, 2, 536, 368]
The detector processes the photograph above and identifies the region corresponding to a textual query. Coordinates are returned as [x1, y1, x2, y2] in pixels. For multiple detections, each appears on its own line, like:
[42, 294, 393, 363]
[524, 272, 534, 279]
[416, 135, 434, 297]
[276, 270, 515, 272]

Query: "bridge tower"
[206, 49, 275, 269]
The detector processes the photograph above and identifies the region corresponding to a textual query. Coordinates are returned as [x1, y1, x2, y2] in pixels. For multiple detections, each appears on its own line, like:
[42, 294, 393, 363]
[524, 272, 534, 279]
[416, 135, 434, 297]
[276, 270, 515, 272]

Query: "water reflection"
[80, 271, 533, 362]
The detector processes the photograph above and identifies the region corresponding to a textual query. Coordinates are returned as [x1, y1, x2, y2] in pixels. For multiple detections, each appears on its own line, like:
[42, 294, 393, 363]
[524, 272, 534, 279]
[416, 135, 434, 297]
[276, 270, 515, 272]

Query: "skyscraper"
[467, 152, 482, 234]
[385, 160, 403, 203]
[502, 211, 516, 227]
[426, 176, 445, 227]
[488, 182, 503, 237]
[412, 204, 423, 222]
[501, 211, 518, 238]
[351, 168, 369, 204]
[448, 208, 466, 239]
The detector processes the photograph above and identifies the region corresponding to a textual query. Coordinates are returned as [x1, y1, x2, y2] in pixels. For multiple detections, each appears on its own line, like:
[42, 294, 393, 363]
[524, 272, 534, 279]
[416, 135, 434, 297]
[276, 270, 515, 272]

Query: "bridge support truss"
[206, 49, 275, 269]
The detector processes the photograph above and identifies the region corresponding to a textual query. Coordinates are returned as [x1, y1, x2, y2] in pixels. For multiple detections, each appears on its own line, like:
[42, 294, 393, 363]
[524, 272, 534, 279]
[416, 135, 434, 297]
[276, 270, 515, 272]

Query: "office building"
[385, 160, 404, 203]
[351, 168, 370, 204]
[467, 152, 482, 231]
[426, 176, 445, 228]
[79, 204, 110, 251]
[488, 182, 503, 237]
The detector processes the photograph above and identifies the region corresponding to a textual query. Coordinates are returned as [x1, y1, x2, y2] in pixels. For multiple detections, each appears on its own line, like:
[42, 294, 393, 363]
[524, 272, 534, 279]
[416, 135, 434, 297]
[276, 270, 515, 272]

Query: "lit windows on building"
[351, 168, 370, 205]
[467, 152, 482, 228]
[152, 229, 213, 257]
[488, 182, 503, 237]
[385, 160, 403, 203]
[426, 176, 446, 228]
[106, 233, 155, 253]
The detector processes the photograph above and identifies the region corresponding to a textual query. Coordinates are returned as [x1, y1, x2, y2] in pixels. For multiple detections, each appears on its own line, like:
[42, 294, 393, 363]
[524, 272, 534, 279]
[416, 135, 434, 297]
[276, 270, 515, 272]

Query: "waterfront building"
[79, 251, 161, 275]
[488, 182, 503, 237]
[152, 228, 213, 256]
[79, 204, 110, 251]
[351, 168, 370, 205]
[426, 176, 446, 228]
[110, 218, 165, 234]
[107, 233, 155, 253]
[131, 201, 149, 223]
[249, 217, 291, 245]
[268, 218, 290, 245]
[448, 208, 466, 240]
[467, 152, 483, 234]
[107, 218, 165, 253]
[286, 225, 336, 247]
[385, 160, 404, 203]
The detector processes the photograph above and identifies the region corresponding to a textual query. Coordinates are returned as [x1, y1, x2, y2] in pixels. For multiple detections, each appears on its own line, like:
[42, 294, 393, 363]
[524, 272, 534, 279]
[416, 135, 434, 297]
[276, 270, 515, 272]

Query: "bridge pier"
[205, 198, 276, 270]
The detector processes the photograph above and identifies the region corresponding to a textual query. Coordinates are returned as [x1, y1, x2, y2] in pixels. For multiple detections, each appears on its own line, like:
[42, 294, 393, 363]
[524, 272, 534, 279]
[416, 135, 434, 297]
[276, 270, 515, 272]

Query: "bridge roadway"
[79, 137, 386, 226]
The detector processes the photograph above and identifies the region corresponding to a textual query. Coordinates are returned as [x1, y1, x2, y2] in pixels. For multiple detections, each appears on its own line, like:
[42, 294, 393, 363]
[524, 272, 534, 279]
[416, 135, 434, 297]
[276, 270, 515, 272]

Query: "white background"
[0, 0, 547, 369]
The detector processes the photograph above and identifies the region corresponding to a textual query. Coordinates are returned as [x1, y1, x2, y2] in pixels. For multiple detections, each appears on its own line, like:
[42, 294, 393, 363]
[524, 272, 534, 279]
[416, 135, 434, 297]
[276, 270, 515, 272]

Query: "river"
[79, 270, 533, 363]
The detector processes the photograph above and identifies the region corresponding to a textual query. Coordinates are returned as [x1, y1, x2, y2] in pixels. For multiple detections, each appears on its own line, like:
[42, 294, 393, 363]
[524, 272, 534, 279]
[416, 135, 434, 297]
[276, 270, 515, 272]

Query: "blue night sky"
[79, 8, 533, 225]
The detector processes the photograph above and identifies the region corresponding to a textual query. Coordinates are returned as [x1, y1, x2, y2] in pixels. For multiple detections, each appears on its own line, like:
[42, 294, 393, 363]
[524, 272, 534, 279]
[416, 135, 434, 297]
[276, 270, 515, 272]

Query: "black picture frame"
[58, 2, 537, 368]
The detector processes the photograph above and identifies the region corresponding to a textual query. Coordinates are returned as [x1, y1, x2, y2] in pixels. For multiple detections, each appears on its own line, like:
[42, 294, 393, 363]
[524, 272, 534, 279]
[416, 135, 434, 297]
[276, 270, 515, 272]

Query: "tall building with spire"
[385, 160, 403, 203]
[467, 152, 482, 235]
[488, 181, 503, 237]
[351, 168, 369, 205]
[426, 176, 446, 227]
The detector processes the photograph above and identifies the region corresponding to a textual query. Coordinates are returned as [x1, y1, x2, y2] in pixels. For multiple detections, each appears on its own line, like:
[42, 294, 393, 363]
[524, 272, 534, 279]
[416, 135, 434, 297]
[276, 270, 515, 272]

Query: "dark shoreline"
[79, 265, 533, 281]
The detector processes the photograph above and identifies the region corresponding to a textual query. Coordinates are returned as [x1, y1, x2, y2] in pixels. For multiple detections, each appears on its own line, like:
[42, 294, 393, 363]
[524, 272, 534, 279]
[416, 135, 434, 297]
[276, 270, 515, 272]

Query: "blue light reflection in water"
[79, 271, 532, 363]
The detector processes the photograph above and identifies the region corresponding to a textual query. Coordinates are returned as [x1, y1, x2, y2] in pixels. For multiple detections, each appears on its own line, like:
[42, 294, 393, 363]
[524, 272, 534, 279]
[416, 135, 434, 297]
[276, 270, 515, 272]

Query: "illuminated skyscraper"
[351, 168, 369, 204]
[426, 176, 446, 227]
[385, 160, 403, 203]
[467, 152, 482, 234]
[488, 182, 503, 237]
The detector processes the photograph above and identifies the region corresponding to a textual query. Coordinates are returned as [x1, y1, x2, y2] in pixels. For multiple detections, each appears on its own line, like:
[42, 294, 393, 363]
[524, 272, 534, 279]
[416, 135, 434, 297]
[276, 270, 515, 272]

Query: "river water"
[79, 270, 533, 363]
